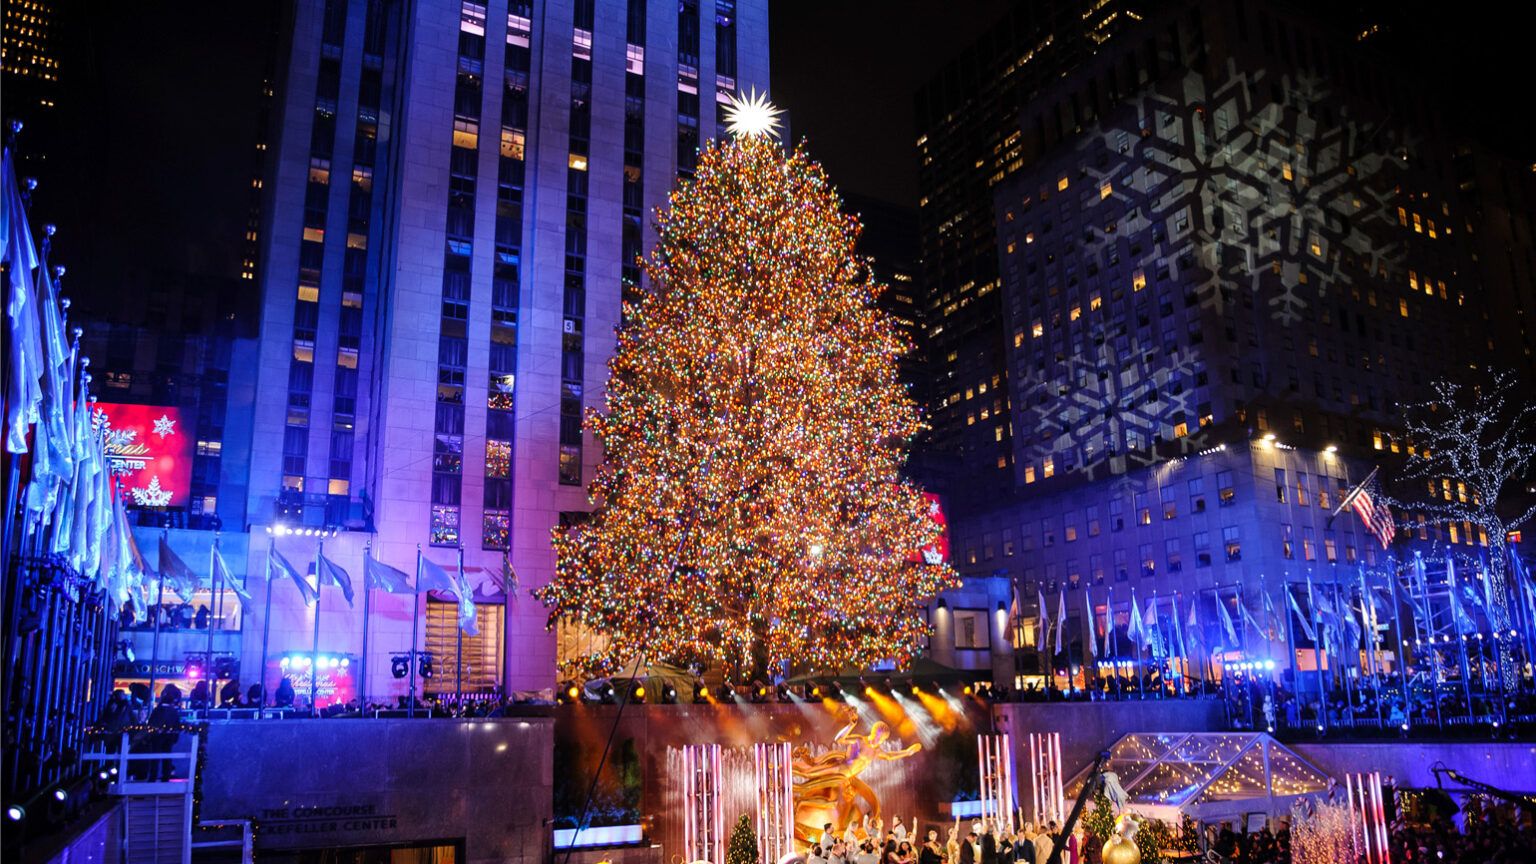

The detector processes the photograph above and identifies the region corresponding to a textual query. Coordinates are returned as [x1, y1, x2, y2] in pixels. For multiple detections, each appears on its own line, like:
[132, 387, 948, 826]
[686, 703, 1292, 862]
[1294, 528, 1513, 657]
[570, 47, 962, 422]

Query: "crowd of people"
[120, 600, 228, 631]
[1386, 797, 1531, 864]
[804, 816, 1090, 864]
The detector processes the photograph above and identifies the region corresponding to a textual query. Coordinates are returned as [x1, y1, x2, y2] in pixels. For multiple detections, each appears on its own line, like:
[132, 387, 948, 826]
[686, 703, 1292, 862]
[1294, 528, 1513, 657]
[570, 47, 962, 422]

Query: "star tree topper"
[722, 87, 784, 139]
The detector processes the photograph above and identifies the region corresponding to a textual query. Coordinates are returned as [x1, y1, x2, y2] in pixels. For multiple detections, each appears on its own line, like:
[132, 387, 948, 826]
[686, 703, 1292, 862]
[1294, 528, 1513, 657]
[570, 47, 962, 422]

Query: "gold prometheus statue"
[792, 717, 920, 847]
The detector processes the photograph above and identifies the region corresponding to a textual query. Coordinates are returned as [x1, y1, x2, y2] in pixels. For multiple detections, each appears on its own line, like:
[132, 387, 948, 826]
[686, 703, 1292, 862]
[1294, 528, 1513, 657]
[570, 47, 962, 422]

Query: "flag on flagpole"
[1215, 590, 1238, 648]
[1054, 589, 1067, 655]
[1127, 591, 1145, 649]
[1339, 467, 1397, 550]
[1171, 594, 1188, 663]
[419, 555, 477, 634]
[317, 551, 356, 607]
[1084, 587, 1098, 657]
[364, 552, 414, 594]
[1262, 587, 1283, 643]
[1104, 587, 1117, 658]
[1446, 558, 1477, 633]
[1036, 589, 1049, 653]
[270, 546, 317, 606]
[157, 535, 203, 603]
[214, 543, 253, 611]
[1145, 595, 1162, 659]
[1186, 596, 1202, 650]
[1288, 586, 1317, 642]
[3, 145, 44, 455]
[1239, 594, 1265, 644]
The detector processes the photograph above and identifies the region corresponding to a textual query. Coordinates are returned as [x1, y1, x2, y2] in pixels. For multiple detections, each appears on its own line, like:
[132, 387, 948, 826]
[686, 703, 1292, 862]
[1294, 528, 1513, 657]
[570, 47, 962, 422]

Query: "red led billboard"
[912, 491, 950, 565]
[96, 403, 194, 508]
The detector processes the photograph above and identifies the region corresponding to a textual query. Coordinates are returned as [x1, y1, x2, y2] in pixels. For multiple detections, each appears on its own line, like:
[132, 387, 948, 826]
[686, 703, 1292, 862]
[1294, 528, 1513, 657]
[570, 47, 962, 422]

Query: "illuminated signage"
[913, 492, 950, 565]
[96, 403, 193, 508]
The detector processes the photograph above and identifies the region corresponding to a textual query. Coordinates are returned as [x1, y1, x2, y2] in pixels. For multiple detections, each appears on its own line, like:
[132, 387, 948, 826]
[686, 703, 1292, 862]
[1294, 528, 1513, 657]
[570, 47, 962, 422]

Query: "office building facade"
[244, 0, 768, 694]
[943, 0, 1502, 686]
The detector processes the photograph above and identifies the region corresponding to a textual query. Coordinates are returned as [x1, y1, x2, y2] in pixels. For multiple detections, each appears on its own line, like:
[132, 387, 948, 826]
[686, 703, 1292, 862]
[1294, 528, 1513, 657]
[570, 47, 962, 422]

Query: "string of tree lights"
[535, 121, 957, 682]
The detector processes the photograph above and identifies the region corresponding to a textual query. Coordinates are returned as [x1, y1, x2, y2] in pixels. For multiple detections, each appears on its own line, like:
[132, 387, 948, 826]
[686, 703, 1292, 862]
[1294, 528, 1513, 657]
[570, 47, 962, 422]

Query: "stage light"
[824, 682, 842, 700]
[751, 681, 770, 703]
[631, 683, 646, 703]
[693, 682, 709, 703]
[391, 655, 409, 679]
[52, 789, 66, 802]
[6, 805, 22, 821]
[661, 684, 679, 704]
[963, 684, 973, 695]
[809, 684, 822, 699]
[98, 770, 109, 781]
[777, 684, 793, 702]
[420, 654, 435, 679]
[718, 682, 735, 701]
[599, 682, 616, 704]
[910, 682, 920, 694]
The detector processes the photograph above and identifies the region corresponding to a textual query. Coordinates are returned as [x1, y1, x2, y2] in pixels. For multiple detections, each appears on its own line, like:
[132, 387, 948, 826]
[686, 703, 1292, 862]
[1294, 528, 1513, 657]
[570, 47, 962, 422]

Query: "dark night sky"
[769, 1, 1536, 210]
[15, 1, 1532, 310]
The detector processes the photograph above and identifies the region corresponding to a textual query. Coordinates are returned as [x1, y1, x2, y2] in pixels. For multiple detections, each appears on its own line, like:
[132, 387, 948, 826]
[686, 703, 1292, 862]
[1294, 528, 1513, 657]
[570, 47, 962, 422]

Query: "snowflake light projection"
[1075, 60, 1407, 326]
[131, 476, 173, 507]
[1007, 60, 1410, 482]
[1017, 335, 1207, 482]
[152, 414, 176, 438]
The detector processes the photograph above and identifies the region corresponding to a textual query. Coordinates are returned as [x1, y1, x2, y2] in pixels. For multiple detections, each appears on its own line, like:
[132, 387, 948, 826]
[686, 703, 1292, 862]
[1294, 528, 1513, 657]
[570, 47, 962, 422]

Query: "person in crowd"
[189, 679, 212, 710]
[194, 604, 210, 630]
[919, 828, 944, 864]
[854, 841, 879, 864]
[958, 831, 979, 864]
[274, 676, 296, 707]
[808, 845, 828, 864]
[99, 689, 132, 751]
[944, 821, 960, 864]
[246, 683, 264, 706]
[1030, 827, 1052, 864]
[119, 601, 136, 629]
[890, 816, 908, 844]
[219, 678, 241, 708]
[820, 823, 837, 850]
[175, 603, 195, 629]
[882, 839, 901, 864]
[898, 841, 917, 864]
[142, 684, 183, 780]
[995, 829, 1013, 864]
[979, 819, 997, 864]
[829, 840, 849, 864]
[1013, 824, 1034, 864]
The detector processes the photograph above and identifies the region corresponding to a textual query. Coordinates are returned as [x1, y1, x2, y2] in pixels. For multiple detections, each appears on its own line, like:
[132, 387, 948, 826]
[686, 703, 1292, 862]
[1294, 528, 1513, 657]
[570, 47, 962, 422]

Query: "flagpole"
[1362, 567, 1383, 729]
[1413, 554, 1442, 730]
[1451, 563, 1474, 720]
[1284, 583, 1298, 731]
[409, 545, 422, 718]
[455, 544, 465, 712]
[207, 533, 219, 706]
[310, 539, 323, 713]
[1387, 557, 1410, 730]
[1311, 582, 1327, 732]
[1134, 589, 1144, 701]
[1335, 575, 1356, 723]
[1107, 586, 1120, 701]
[361, 542, 373, 712]
[148, 530, 167, 704]
[260, 536, 275, 718]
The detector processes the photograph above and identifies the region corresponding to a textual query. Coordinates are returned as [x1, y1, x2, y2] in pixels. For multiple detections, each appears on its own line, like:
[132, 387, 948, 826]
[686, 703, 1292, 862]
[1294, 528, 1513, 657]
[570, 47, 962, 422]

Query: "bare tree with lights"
[534, 93, 957, 682]
[1384, 368, 1536, 687]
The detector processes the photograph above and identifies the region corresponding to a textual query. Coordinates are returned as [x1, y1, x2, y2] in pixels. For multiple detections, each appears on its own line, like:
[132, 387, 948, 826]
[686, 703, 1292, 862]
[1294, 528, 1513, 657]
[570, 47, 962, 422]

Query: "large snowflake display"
[1012, 60, 1408, 482]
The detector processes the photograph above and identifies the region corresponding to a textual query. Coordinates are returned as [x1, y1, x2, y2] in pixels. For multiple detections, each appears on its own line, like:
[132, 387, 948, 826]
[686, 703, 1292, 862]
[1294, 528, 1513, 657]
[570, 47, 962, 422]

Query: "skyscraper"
[912, 1, 1150, 505]
[937, 0, 1499, 689]
[244, 0, 768, 692]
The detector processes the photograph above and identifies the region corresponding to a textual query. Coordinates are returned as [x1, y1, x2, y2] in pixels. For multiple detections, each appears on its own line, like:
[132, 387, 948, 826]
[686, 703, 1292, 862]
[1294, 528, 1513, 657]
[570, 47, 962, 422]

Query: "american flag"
[1340, 467, 1396, 550]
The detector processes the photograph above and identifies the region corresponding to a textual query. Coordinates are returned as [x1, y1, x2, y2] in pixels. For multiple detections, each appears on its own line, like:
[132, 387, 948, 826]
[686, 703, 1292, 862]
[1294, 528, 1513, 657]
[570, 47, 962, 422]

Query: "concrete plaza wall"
[1290, 741, 1536, 792]
[199, 718, 553, 864]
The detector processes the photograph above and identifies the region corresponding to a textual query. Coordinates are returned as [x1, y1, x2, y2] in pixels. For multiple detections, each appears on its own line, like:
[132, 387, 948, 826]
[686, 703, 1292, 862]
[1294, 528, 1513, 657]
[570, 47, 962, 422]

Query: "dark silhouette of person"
[142, 685, 183, 780]
[189, 679, 211, 710]
[275, 677, 296, 708]
[247, 683, 264, 706]
[100, 689, 132, 752]
[194, 604, 210, 630]
[220, 679, 241, 708]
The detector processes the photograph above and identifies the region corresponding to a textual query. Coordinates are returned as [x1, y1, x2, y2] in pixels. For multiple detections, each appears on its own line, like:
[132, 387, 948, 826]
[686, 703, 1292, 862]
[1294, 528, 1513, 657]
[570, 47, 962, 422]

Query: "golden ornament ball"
[1101, 834, 1141, 864]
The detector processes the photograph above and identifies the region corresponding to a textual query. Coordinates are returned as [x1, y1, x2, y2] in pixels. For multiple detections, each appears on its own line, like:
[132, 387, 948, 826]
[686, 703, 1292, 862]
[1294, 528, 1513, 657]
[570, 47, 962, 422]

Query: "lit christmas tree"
[536, 93, 957, 680]
[727, 814, 759, 864]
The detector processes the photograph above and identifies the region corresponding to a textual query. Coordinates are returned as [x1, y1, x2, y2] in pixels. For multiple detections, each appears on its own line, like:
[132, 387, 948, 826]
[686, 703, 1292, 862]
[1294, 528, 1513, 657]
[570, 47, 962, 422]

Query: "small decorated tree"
[1134, 818, 1170, 863]
[1081, 788, 1117, 847]
[728, 814, 759, 864]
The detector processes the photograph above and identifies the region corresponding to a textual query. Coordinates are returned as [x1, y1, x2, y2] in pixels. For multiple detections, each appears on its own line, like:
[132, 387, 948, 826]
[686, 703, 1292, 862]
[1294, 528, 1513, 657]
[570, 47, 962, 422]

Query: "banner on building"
[96, 403, 193, 508]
